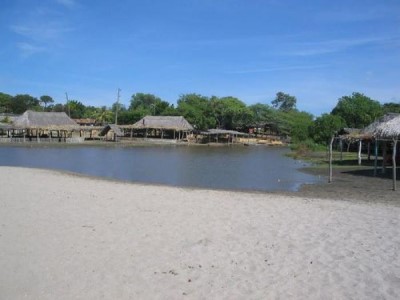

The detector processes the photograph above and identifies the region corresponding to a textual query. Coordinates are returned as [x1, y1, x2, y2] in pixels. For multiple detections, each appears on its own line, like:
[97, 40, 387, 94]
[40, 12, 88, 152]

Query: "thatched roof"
[338, 113, 400, 141]
[337, 128, 365, 141]
[202, 129, 248, 136]
[374, 114, 400, 139]
[0, 123, 12, 130]
[13, 110, 79, 130]
[361, 113, 400, 137]
[131, 116, 193, 131]
[74, 118, 97, 126]
[99, 124, 124, 137]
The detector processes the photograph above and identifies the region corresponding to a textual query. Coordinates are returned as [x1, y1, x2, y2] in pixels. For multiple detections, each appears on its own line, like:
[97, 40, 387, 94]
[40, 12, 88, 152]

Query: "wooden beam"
[374, 140, 378, 177]
[329, 136, 334, 183]
[393, 139, 398, 191]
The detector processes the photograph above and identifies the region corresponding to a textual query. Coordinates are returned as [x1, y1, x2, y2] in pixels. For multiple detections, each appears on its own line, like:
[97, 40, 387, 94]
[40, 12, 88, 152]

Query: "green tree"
[310, 114, 346, 145]
[129, 93, 173, 116]
[67, 100, 86, 119]
[51, 103, 65, 112]
[177, 94, 216, 130]
[10, 94, 40, 114]
[271, 92, 297, 112]
[248, 103, 275, 126]
[0, 92, 12, 113]
[160, 104, 179, 116]
[130, 93, 161, 110]
[382, 102, 400, 114]
[331, 92, 382, 128]
[94, 106, 113, 125]
[278, 110, 314, 142]
[39, 95, 54, 110]
[211, 96, 252, 130]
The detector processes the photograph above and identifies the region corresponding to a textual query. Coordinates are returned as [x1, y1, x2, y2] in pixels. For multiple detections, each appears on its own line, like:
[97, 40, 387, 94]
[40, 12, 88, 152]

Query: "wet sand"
[295, 166, 400, 205]
[0, 166, 399, 299]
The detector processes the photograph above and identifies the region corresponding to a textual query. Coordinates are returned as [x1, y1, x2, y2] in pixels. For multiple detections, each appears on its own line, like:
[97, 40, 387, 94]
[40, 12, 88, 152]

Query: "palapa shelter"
[10, 110, 80, 142]
[124, 116, 193, 140]
[200, 129, 248, 144]
[373, 114, 400, 190]
[329, 113, 400, 190]
[99, 124, 124, 141]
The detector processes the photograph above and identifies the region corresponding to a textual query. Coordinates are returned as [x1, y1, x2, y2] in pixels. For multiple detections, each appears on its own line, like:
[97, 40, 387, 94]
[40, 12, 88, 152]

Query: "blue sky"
[1, 0, 399, 116]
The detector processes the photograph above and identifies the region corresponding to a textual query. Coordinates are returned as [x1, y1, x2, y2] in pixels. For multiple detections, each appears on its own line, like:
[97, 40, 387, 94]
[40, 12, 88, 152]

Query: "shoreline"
[1, 163, 399, 204]
[1, 166, 399, 299]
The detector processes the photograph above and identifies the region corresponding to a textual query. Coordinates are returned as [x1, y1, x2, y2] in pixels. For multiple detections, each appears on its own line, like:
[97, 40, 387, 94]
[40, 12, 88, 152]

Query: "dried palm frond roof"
[361, 113, 400, 137]
[0, 122, 12, 130]
[129, 116, 193, 130]
[202, 129, 248, 136]
[374, 114, 400, 139]
[13, 110, 79, 130]
[337, 128, 364, 141]
[99, 124, 124, 136]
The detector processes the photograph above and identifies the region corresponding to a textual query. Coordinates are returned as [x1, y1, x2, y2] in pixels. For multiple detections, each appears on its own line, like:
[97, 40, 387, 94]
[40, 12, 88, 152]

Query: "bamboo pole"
[393, 139, 398, 191]
[374, 140, 378, 177]
[329, 136, 334, 183]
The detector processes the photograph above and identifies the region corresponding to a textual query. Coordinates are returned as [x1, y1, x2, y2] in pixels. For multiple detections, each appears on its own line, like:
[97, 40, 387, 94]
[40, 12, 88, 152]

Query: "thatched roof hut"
[13, 110, 79, 130]
[131, 116, 193, 131]
[373, 114, 400, 139]
[361, 113, 400, 139]
[0, 123, 12, 130]
[99, 124, 124, 137]
[337, 128, 364, 142]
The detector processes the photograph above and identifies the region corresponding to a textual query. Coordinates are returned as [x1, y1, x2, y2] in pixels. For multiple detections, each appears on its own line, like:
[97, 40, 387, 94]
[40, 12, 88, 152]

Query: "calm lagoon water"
[0, 145, 321, 192]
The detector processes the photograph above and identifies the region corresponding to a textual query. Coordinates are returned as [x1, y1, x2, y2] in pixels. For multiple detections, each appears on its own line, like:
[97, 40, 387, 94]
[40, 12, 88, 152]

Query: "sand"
[0, 166, 399, 299]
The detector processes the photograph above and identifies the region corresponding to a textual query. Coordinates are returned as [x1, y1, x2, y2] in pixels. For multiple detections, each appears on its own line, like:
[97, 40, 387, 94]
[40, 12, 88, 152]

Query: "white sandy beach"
[0, 166, 399, 299]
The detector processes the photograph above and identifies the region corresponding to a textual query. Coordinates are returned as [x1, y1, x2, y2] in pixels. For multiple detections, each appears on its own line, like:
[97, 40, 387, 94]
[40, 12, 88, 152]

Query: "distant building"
[125, 116, 193, 140]
[73, 118, 98, 126]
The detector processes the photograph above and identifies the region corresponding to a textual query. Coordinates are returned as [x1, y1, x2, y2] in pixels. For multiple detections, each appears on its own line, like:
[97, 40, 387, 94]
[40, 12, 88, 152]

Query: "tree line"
[1, 91, 399, 145]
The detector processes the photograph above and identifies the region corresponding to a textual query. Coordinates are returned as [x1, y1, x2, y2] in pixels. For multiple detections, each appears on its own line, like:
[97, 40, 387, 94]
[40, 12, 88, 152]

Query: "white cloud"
[283, 37, 396, 56]
[228, 64, 330, 75]
[17, 43, 46, 58]
[11, 23, 73, 41]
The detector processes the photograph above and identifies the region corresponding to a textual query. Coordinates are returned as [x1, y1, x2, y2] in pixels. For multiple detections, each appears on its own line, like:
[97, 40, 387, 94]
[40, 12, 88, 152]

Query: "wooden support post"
[358, 140, 362, 165]
[382, 142, 387, 174]
[374, 140, 378, 177]
[329, 136, 334, 183]
[340, 139, 343, 161]
[367, 142, 371, 161]
[393, 139, 398, 191]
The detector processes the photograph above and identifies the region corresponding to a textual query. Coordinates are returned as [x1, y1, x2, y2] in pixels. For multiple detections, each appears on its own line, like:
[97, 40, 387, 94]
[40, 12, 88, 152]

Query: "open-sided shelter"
[99, 124, 124, 141]
[125, 116, 193, 140]
[329, 113, 400, 190]
[10, 110, 80, 142]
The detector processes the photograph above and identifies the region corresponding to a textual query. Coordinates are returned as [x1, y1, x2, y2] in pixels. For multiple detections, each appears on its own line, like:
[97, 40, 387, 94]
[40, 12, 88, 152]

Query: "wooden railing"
[0, 137, 85, 143]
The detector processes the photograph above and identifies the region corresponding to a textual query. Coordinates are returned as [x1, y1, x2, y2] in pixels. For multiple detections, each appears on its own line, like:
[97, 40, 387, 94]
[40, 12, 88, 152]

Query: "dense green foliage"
[310, 114, 346, 145]
[1, 90, 399, 146]
[331, 92, 383, 128]
[271, 92, 297, 112]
